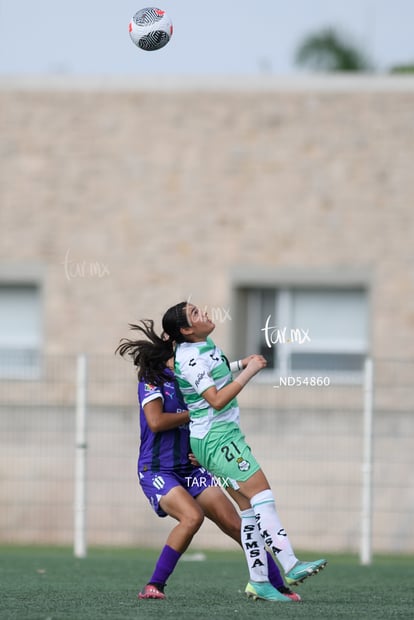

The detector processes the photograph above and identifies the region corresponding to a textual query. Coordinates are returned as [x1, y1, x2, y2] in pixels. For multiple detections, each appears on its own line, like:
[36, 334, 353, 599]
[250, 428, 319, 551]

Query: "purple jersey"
[137, 370, 191, 472]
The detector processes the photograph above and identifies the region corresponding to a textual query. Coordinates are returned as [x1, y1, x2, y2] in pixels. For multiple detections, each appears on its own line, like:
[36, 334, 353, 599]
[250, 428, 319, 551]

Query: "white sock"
[240, 508, 269, 583]
[251, 489, 298, 574]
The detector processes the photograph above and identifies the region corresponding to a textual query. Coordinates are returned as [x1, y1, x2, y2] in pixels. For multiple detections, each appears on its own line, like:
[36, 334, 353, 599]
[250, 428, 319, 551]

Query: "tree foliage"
[295, 27, 373, 72]
[390, 63, 414, 74]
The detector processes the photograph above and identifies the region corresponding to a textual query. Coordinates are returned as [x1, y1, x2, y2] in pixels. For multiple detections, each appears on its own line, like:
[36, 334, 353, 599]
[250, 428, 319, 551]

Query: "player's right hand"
[246, 355, 267, 372]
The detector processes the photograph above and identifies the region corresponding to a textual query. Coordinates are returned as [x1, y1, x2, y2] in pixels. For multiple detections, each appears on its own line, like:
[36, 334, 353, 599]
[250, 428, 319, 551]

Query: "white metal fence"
[0, 355, 413, 562]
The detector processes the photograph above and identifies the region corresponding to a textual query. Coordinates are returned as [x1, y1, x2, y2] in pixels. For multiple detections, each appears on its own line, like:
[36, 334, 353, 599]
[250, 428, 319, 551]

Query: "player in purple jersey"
[116, 320, 300, 603]
[137, 373, 190, 475]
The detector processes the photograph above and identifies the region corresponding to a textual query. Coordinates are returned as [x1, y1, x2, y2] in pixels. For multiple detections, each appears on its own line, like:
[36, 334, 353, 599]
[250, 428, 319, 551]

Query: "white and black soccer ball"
[129, 7, 173, 52]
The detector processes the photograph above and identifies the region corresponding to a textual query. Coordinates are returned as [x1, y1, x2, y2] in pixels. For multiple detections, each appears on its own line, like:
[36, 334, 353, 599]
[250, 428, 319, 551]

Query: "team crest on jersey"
[237, 457, 250, 472]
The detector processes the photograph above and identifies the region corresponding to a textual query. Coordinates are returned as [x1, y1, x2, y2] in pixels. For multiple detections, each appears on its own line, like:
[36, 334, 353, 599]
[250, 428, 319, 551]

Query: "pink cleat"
[138, 583, 166, 600]
[277, 585, 302, 601]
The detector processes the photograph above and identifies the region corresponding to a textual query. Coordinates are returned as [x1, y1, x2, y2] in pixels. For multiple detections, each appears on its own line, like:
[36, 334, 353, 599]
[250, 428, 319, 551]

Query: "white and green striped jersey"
[174, 337, 240, 439]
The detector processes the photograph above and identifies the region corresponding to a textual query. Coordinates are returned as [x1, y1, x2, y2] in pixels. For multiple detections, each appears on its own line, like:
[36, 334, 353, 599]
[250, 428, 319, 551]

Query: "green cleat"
[245, 581, 292, 602]
[285, 559, 327, 585]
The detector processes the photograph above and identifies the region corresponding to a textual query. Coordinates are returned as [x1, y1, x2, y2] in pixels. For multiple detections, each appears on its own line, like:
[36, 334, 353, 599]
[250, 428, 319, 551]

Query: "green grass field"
[1, 547, 413, 619]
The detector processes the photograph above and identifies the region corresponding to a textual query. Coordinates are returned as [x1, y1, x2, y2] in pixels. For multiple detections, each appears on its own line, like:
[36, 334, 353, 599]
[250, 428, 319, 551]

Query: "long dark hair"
[116, 302, 190, 384]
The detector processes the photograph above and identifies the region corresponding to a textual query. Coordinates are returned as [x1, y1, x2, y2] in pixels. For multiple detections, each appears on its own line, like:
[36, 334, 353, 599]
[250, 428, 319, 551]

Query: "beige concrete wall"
[1, 76, 414, 359]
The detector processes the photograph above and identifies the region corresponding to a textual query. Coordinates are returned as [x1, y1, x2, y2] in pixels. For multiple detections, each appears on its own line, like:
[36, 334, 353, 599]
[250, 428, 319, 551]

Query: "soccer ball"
[129, 7, 173, 52]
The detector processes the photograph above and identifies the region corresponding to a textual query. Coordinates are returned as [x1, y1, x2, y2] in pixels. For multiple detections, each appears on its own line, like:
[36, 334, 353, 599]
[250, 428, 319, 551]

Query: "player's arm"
[143, 397, 189, 433]
[202, 355, 267, 411]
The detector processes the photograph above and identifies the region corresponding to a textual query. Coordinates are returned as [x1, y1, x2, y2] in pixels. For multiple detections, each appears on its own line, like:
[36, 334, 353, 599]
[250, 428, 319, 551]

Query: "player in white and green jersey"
[162, 301, 327, 594]
[174, 334, 265, 486]
[174, 335, 239, 437]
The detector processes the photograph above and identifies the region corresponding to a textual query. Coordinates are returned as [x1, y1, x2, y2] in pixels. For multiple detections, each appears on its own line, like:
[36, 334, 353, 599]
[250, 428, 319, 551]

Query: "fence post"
[74, 353, 88, 558]
[360, 356, 374, 565]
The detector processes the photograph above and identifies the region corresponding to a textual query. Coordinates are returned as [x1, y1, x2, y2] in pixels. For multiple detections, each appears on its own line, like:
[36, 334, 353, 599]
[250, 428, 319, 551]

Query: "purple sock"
[266, 550, 284, 589]
[149, 545, 182, 587]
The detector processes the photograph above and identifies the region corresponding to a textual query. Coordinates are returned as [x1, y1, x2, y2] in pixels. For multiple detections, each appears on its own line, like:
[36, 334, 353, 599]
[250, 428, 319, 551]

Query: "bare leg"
[159, 485, 205, 552]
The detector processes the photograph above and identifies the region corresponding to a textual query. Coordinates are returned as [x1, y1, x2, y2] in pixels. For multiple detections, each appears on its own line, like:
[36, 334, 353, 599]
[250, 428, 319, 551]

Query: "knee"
[182, 508, 204, 534]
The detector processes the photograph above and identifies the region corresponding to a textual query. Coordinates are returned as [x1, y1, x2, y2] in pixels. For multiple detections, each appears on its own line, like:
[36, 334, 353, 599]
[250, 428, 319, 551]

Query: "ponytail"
[116, 303, 190, 384]
[115, 319, 174, 384]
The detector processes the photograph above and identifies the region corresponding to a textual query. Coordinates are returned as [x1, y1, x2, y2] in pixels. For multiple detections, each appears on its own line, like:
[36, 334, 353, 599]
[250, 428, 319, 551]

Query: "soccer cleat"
[277, 585, 302, 601]
[245, 581, 292, 602]
[285, 559, 327, 586]
[138, 583, 166, 600]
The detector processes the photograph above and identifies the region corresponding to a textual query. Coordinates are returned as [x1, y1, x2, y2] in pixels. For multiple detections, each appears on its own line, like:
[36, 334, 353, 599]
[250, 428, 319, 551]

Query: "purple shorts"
[138, 466, 215, 517]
